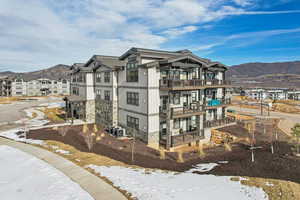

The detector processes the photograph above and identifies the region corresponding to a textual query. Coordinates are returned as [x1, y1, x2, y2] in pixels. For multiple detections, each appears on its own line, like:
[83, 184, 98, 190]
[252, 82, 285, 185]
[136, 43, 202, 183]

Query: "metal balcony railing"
[159, 79, 231, 90]
[204, 98, 231, 107]
[204, 116, 236, 128]
[171, 129, 204, 147]
[171, 103, 204, 118]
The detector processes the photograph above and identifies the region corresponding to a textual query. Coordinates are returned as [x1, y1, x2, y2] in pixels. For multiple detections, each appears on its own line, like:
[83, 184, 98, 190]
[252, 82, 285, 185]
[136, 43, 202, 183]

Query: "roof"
[119, 47, 191, 60]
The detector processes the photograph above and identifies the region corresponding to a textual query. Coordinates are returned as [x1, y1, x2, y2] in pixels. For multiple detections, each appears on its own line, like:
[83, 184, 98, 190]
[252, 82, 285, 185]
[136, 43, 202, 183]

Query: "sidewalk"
[0, 137, 127, 200]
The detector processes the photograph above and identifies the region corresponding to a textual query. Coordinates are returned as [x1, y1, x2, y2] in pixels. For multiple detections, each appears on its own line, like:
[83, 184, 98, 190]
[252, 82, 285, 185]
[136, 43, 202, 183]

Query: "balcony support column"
[166, 103, 173, 149]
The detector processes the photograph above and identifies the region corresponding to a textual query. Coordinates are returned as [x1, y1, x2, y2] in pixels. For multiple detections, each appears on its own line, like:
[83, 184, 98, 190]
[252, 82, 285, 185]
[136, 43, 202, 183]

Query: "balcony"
[160, 103, 204, 119]
[205, 98, 231, 108]
[159, 79, 230, 90]
[160, 129, 205, 147]
[204, 116, 236, 128]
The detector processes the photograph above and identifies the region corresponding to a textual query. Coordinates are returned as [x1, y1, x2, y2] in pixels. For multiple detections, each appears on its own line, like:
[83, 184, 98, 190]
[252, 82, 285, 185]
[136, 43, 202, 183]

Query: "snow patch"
[187, 163, 219, 173]
[39, 102, 65, 108]
[0, 145, 93, 200]
[0, 129, 44, 145]
[87, 165, 268, 200]
[55, 149, 71, 155]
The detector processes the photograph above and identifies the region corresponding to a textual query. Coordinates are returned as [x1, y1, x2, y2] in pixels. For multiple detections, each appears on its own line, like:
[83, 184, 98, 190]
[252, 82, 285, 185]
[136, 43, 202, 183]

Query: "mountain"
[0, 64, 71, 81]
[227, 61, 300, 88]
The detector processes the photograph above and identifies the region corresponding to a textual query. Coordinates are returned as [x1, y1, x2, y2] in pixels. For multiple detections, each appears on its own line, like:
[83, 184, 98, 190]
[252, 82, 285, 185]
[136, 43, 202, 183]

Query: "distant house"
[66, 47, 233, 149]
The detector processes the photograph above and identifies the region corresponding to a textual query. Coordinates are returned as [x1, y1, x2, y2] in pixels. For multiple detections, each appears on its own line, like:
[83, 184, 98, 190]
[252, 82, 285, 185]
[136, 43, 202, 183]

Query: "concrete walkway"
[0, 137, 127, 200]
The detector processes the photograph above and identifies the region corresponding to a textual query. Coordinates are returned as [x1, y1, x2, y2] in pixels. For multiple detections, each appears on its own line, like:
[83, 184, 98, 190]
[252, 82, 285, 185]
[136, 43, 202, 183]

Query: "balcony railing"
[204, 116, 236, 128]
[205, 98, 231, 107]
[160, 103, 204, 119]
[171, 129, 204, 147]
[171, 103, 204, 118]
[159, 79, 230, 90]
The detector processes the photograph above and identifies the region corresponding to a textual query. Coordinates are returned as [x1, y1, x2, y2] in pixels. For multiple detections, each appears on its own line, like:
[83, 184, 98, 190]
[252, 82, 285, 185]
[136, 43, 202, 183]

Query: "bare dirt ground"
[28, 123, 300, 184]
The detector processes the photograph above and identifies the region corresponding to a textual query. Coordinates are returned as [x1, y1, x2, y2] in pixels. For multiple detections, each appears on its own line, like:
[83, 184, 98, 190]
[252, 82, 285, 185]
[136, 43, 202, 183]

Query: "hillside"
[0, 64, 71, 81]
[227, 61, 300, 88]
[227, 61, 300, 78]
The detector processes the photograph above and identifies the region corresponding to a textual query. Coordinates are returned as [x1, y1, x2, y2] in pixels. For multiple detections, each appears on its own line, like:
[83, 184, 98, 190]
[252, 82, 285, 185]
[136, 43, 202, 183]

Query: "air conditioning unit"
[117, 128, 127, 137]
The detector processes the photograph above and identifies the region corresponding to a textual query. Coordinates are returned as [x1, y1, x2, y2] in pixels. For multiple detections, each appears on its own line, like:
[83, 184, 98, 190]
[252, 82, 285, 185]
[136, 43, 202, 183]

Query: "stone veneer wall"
[147, 131, 160, 149]
[85, 100, 95, 123]
[95, 99, 113, 126]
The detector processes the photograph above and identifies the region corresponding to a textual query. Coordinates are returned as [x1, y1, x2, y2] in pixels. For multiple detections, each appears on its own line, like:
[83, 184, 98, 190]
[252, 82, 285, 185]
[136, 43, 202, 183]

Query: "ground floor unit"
[65, 96, 235, 149]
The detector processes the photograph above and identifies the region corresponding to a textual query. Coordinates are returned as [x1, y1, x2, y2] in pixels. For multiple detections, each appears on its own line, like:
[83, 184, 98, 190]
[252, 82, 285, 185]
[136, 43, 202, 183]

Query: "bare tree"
[93, 124, 98, 133]
[177, 150, 184, 163]
[58, 126, 70, 137]
[159, 148, 166, 160]
[198, 142, 205, 158]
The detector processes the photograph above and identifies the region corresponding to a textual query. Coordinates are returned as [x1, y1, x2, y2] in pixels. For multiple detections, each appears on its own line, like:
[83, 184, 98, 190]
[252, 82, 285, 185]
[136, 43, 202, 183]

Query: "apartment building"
[0, 77, 70, 97]
[67, 48, 233, 149]
[0, 76, 12, 96]
[244, 88, 300, 101]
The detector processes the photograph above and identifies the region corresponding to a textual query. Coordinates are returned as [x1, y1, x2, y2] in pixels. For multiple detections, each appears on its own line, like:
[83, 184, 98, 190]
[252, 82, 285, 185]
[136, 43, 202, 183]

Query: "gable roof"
[119, 47, 191, 60]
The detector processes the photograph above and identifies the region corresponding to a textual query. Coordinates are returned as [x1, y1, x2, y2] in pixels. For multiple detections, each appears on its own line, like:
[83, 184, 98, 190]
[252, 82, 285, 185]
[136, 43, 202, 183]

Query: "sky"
[0, 0, 300, 72]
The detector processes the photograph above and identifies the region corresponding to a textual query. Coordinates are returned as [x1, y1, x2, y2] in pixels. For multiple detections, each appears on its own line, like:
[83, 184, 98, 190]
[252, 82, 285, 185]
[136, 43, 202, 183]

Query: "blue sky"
[0, 0, 300, 72]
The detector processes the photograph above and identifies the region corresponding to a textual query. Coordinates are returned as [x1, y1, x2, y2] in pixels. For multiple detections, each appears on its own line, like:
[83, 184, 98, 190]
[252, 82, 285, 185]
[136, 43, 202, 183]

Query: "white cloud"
[233, 0, 253, 7]
[0, 0, 300, 71]
[162, 26, 198, 38]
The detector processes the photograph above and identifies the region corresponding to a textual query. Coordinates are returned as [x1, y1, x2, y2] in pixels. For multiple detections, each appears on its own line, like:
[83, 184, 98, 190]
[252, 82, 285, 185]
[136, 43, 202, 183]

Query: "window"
[96, 73, 101, 83]
[72, 87, 79, 95]
[104, 90, 110, 101]
[96, 89, 101, 97]
[192, 92, 197, 102]
[127, 115, 139, 130]
[104, 72, 110, 83]
[127, 92, 139, 106]
[174, 119, 180, 129]
[126, 63, 138, 82]
[171, 92, 180, 105]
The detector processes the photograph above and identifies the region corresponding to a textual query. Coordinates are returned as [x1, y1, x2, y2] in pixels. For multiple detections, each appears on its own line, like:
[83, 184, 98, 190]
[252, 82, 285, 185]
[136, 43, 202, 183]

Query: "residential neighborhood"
[1, 0, 300, 200]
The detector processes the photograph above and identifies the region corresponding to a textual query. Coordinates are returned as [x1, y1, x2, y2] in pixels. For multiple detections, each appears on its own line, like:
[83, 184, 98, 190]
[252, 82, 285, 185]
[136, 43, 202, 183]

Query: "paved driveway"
[0, 97, 63, 124]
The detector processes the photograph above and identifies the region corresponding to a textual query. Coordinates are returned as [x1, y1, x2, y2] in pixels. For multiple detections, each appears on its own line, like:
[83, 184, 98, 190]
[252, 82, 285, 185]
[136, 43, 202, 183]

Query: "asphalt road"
[0, 97, 63, 124]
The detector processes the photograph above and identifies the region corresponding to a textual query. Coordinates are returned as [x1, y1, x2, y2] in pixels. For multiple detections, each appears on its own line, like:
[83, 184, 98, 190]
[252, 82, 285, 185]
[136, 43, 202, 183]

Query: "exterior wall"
[11, 80, 27, 96]
[10, 78, 70, 97]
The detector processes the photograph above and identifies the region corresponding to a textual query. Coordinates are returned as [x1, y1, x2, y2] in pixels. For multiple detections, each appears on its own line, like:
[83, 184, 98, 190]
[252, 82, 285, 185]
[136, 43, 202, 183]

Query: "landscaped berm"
[28, 122, 300, 184]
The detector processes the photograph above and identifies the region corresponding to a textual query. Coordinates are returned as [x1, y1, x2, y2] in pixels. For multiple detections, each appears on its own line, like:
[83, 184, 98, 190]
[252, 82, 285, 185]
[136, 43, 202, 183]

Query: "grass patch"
[42, 108, 64, 123]
[239, 177, 300, 200]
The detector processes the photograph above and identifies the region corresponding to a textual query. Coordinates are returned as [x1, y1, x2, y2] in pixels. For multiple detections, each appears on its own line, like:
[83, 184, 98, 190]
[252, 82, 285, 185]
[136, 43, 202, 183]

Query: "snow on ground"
[186, 163, 219, 173]
[87, 165, 268, 200]
[0, 128, 44, 145]
[39, 102, 65, 108]
[0, 145, 93, 200]
[55, 149, 71, 155]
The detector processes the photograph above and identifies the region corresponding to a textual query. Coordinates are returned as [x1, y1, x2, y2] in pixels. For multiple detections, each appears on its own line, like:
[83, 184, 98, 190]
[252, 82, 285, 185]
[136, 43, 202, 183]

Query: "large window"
[127, 92, 139, 106]
[126, 63, 138, 82]
[104, 72, 110, 83]
[104, 90, 110, 101]
[96, 73, 101, 83]
[174, 119, 180, 129]
[96, 89, 101, 98]
[127, 115, 139, 130]
[171, 92, 180, 105]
